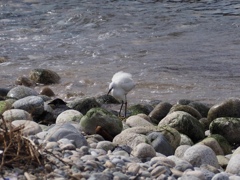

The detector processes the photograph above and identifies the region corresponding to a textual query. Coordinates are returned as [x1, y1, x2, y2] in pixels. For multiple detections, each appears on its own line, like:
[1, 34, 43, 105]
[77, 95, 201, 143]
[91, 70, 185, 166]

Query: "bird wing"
[112, 71, 135, 92]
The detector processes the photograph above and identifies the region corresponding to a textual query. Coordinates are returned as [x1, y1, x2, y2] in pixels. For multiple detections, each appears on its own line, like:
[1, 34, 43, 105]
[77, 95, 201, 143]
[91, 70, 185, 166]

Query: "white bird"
[107, 71, 135, 117]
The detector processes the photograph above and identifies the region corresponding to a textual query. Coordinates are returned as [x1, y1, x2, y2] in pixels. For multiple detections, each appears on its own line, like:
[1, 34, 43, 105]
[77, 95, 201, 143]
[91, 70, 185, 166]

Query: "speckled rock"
[159, 111, 205, 143]
[207, 98, 240, 122]
[132, 143, 156, 159]
[183, 144, 219, 168]
[167, 155, 193, 172]
[12, 96, 44, 117]
[68, 97, 101, 115]
[11, 120, 42, 136]
[180, 134, 194, 146]
[175, 145, 191, 158]
[7, 86, 38, 99]
[212, 172, 230, 180]
[210, 117, 240, 145]
[125, 115, 153, 127]
[56, 109, 83, 124]
[148, 102, 172, 124]
[226, 154, 240, 175]
[29, 68, 60, 84]
[80, 107, 122, 139]
[2, 109, 32, 123]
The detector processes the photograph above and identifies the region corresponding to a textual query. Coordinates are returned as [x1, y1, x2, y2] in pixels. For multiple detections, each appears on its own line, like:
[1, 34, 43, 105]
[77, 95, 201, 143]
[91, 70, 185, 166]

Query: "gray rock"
[126, 115, 153, 127]
[210, 117, 240, 145]
[226, 154, 240, 175]
[159, 111, 205, 143]
[147, 132, 174, 156]
[150, 156, 176, 168]
[96, 141, 116, 152]
[12, 96, 44, 116]
[132, 143, 156, 159]
[180, 134, 194, 146]
[209, 134, 232, 155]
[29, 68, 60, 84]
[56, 109, 83, 124]
[167, 155, 193, 172]
[183, 144, 219, 168]
[213, 174, 227, 180]
[113, 126, 180, 150]
[2, 109, 32, 123]
[11, 120, 42, 136]
[45, 123, 88, 148]
[7, 86, 38, 99]
[149, 102, 172, 124]
[128, 103, 153, 116]
[68, 97, 101, 115]
[175, 145, 191, 158]
[80, 107, 122, 139]
[208, 98, 240, 122]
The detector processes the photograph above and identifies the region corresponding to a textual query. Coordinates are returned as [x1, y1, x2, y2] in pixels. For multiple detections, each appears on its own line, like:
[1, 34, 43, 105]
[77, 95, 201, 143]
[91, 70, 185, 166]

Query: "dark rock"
[147, 132, 174, 156]
[80, 107, 123, 138]
[96, 94, 119, 104]
[159, 111, 205, 143]
[68, 97, 101, 115]
[29, 68, 60, 84]
[149, 102, 172, 124]
[207, 98, 240, 122]
[210, 117, 240, 145]
[128, 104, 153, 116]
[15, 76, 35, 87]
[169, 104, 202, 120]
[40, 87, 55, 97]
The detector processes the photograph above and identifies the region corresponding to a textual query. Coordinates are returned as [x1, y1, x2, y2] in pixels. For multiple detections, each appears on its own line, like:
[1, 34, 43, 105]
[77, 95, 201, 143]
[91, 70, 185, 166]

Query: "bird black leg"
[124, 101, 127, 117]
[119, 100, 124, 117]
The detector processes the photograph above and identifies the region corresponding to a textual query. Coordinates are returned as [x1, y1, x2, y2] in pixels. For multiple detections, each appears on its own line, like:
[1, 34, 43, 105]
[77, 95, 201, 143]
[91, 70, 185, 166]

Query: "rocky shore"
[1, 69, 240, 180]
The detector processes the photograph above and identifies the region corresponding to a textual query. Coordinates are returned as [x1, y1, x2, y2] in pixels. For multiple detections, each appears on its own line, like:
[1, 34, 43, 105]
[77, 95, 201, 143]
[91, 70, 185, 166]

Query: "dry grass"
[0, 115, 42, 172]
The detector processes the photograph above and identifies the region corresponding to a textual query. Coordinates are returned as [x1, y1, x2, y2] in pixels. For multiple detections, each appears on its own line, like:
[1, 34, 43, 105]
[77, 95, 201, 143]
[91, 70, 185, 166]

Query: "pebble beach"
[1, 69, 240, 180]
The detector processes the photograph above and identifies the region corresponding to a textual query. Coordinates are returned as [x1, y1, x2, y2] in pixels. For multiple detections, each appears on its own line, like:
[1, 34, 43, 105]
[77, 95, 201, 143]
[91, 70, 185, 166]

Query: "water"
[0, 0, 240, 105]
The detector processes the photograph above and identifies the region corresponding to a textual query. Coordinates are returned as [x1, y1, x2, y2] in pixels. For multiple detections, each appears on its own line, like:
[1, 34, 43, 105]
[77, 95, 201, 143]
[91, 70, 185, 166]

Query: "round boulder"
[2, 109, 32, 123]
[125, 115, 153, 127]
[158, 111, 205, 143]
[12, 96, 44, 117]
[148, 102, 172, 124]
[132, 143, 156, 159]
[11, 120, 42, 136]
[169, 104, 202, 120]
[208, 98, 240, 122]
[56, 109, 83, 124]
[7, 86, 38, 99]
[183, 144, 219, 168]
[209, 117, 240, 145]
[80, 107, 123, 138]
[29, 68, 60, 84]
[226, 154, 240, 175]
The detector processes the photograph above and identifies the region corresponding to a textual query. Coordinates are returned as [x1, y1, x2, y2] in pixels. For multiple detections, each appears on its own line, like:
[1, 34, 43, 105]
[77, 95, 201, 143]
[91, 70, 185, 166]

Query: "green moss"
[210, 134, 232, 154]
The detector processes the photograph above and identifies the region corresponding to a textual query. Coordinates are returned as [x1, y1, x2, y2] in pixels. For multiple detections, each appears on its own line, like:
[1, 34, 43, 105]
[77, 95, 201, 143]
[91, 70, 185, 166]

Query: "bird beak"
[107, 88, 112, 95]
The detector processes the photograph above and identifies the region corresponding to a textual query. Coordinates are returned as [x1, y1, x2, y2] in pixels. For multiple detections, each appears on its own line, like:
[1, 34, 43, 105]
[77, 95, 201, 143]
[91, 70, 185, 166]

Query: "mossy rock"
[69, 97, 101, 115]
[159, 111, 205, 143]
[210, 117, 240, 145]
[128, 104, 153, 116]
[0, 101, 11, 115]
[209, 134, 232, 155]
[80, 107, 123, 137]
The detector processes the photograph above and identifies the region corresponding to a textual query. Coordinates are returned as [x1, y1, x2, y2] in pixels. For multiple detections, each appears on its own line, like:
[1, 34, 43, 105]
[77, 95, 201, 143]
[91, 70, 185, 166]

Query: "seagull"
[107, 71, 135, 117]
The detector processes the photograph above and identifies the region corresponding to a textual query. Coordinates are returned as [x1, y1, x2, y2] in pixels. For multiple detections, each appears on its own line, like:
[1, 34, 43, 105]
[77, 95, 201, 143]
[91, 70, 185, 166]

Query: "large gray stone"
[12, 96, 44, 116]
[11, 120, 42, 136]
[183, 144, 219, 168]
[226, 154, 240, 175]
[7, 86, 38, 99]
[2, 109, 32, 123]
[45, 123, 88, 148]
